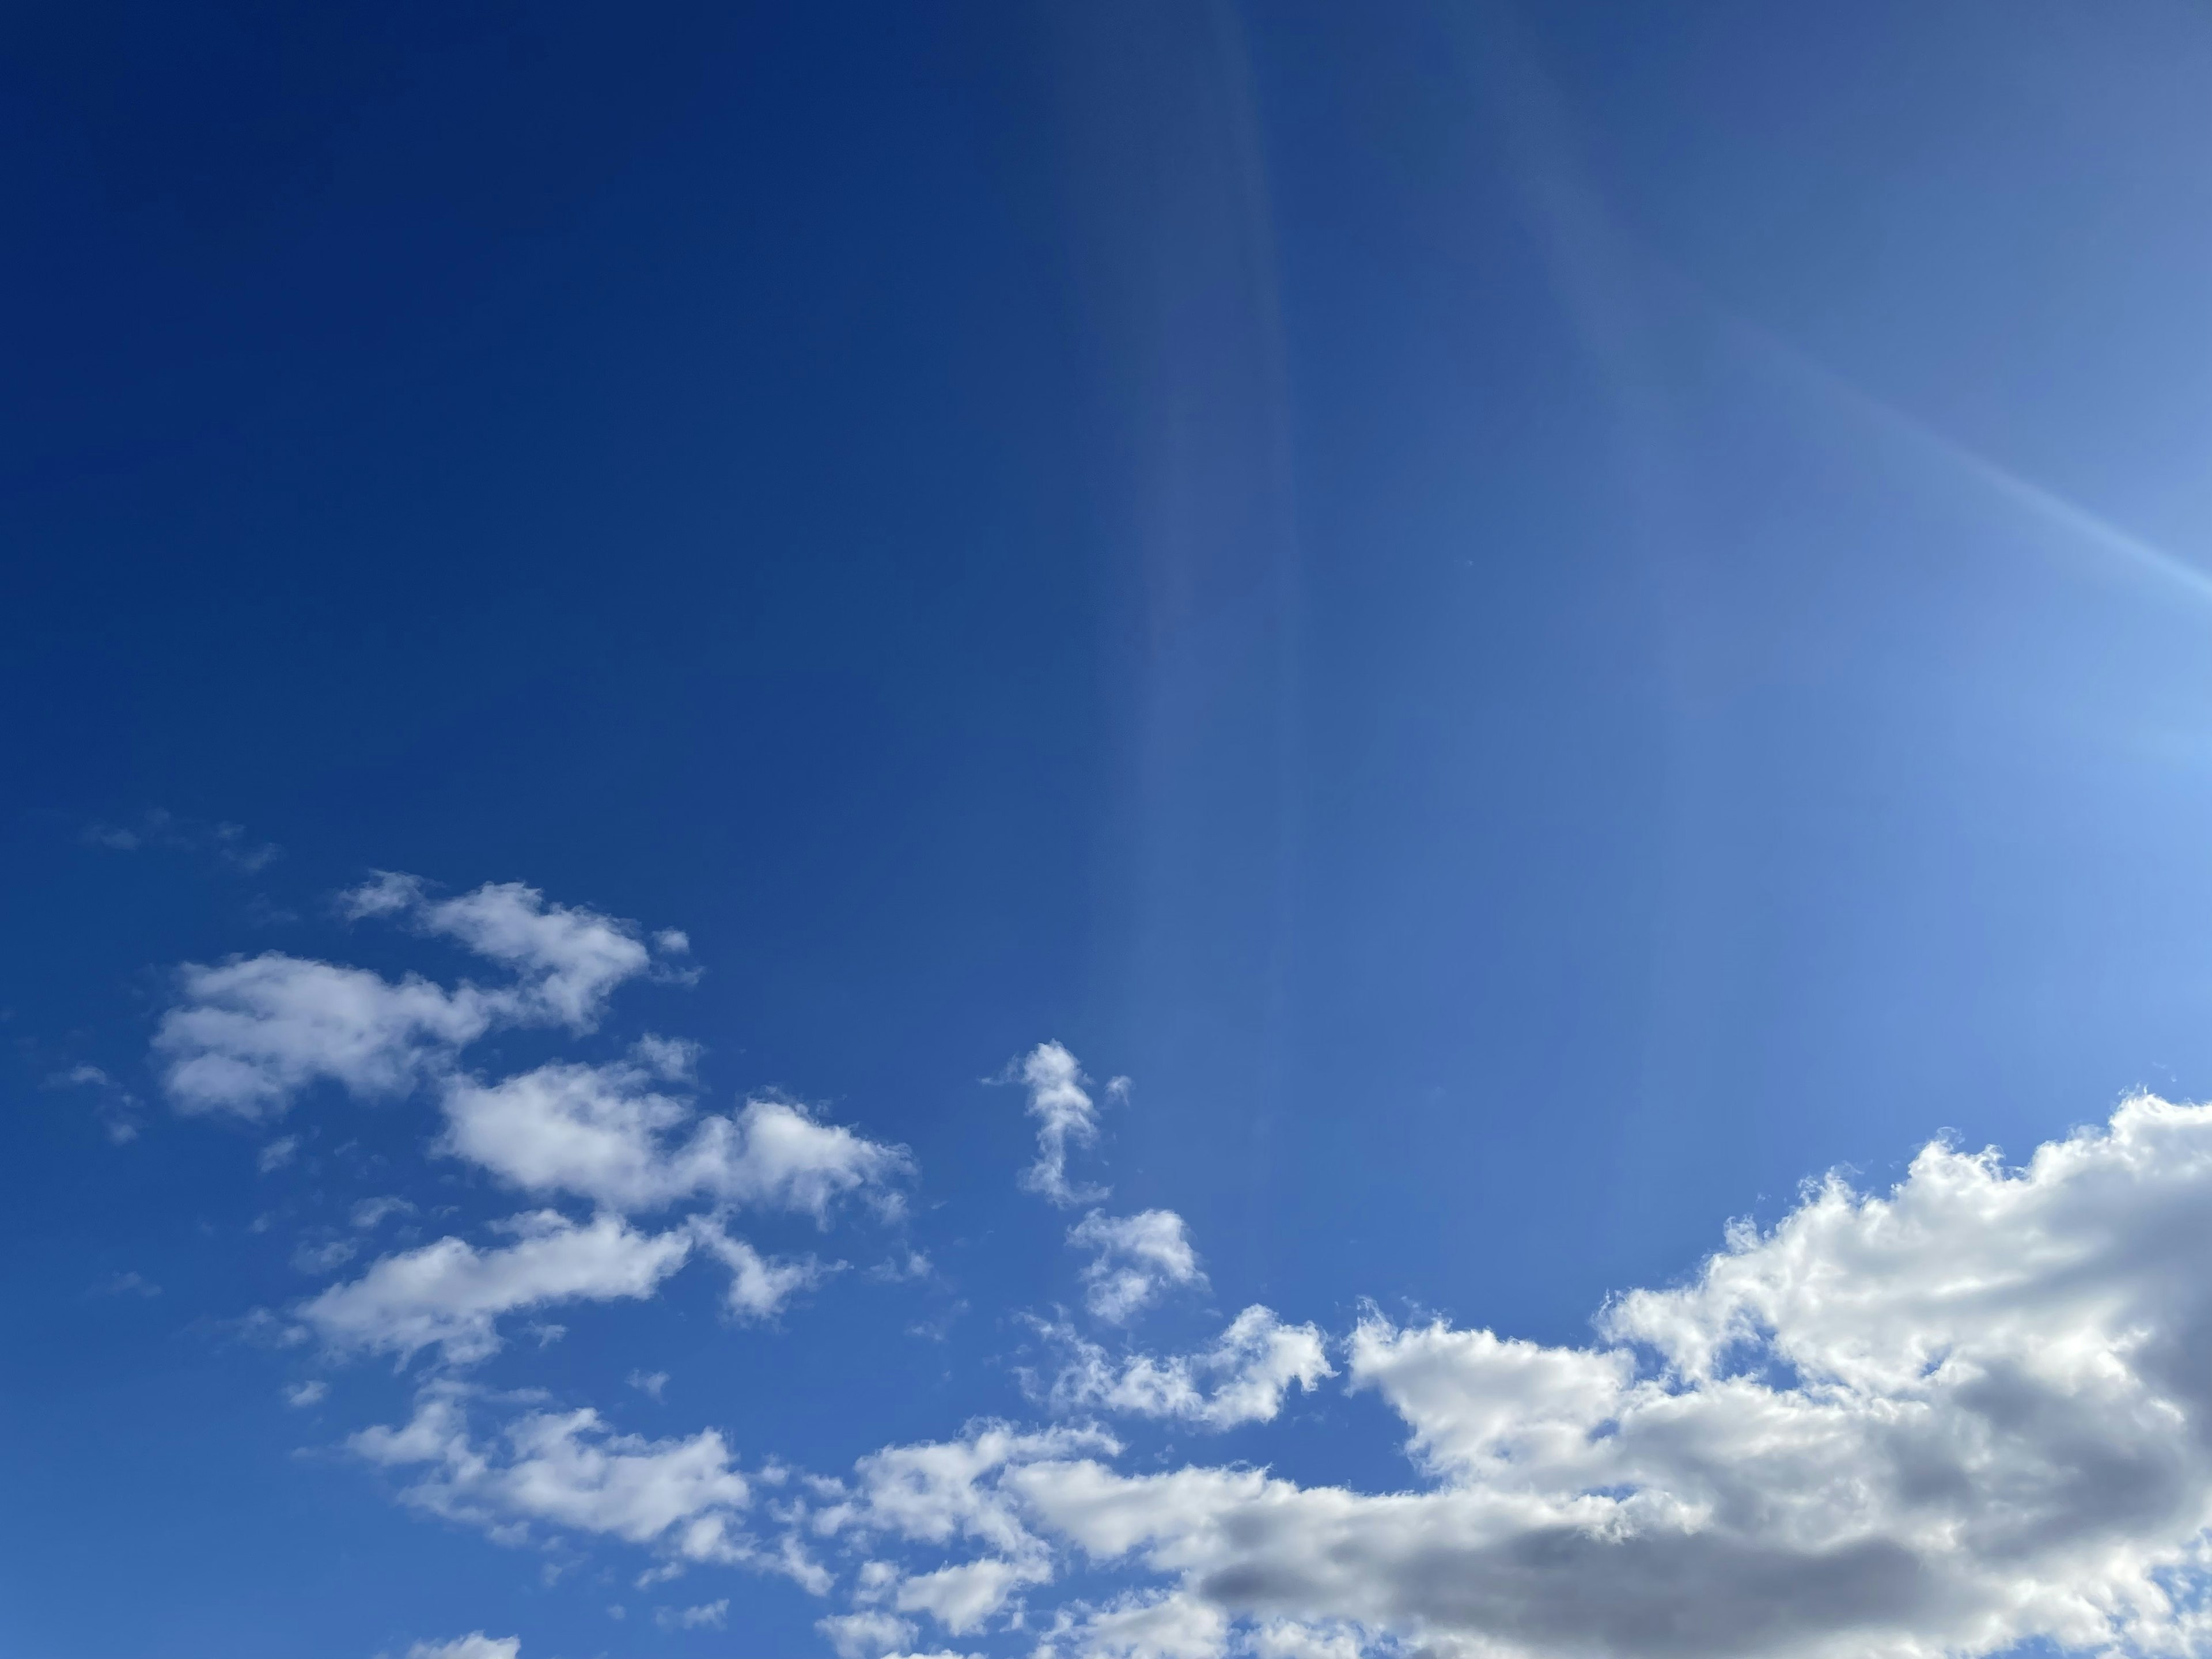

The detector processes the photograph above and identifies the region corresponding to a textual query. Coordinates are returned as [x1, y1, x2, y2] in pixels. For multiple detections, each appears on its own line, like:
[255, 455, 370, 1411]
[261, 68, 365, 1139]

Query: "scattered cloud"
[1043, 1306, 1332, 1429]
[301, 1211, 694, 1365]
[259, 1134, 300, 1172]
[285, 1380, 328, 1407]
[437, 1059, 908, 1219]
[46, 1063, 143, 1143]
[183, 940, 2212, 1657]
[628, 1369, 669, 1400]
[1068, 1210, 1202, 1324]
[95, 1271, 160, 1298]
[1009, 1042, 1112, 1207]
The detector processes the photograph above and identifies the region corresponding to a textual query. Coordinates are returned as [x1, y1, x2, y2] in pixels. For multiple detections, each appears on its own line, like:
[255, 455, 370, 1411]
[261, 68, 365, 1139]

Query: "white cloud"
[893, 1555, 1050, 1634]
[301, 1211, 693, 1364]
[284, 1380, 328, 1407]
[630, 1369, 669, 1400]
[695, 1224, 825, 1320]
[405, 1636, 520, 1659]
[258, 1134, 300, 1172]
[343, 874, 655, 1029]
[818, 1609, 917, 1659]
[353, 1389, 753, 1563]
[156, 877, 676, 1119]
[1012, 1042, 1111, 1207]
[1068, 1210, 1202, 1323]
[437, 1059, 907, 1218]
[1045, 1306, 1332, 1430]
[814, 1424, 1118, 1560]
[971, 1094, 2212, 1659]
[1040, 1591, 1229, 1659]
[157, 954, 493, 1119]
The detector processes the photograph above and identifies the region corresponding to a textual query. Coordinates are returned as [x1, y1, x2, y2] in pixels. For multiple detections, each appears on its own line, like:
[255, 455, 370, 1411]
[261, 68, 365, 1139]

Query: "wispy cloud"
[1006, 1041, 1120, 1207]
[83, 809, 279, 872]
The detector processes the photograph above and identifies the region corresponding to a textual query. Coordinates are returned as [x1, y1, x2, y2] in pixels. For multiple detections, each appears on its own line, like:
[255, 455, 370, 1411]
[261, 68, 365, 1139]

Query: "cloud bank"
[798, 1092, 2212, 1659]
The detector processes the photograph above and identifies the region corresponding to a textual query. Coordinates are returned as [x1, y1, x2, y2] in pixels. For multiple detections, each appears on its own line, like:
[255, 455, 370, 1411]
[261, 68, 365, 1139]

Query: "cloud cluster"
[843, 1093, 2212, 1659]
[806, 1425, 1121, 1635]
[151, 873, 906, 1374]
[197, 992, 2212, 1659]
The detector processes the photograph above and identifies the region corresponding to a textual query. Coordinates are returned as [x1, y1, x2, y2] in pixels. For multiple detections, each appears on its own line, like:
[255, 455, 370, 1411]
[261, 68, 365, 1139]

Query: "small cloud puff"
[403, 1636, 519, 1659]
[1068, 1209, 1202, 1323]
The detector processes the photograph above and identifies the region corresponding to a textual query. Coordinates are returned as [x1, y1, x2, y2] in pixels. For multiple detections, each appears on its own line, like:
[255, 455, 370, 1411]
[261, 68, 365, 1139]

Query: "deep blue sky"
[10, 5, 2212, 1657]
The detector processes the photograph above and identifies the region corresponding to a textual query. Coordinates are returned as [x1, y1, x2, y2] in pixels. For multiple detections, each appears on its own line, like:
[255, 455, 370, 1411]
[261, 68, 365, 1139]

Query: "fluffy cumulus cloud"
[437, 1058, 908, 1218]
[157, 955, 494, 1118]
[802, 1426, 1118, 1638]
[343, 873, 660, 1028]
[1044, 1305, 1332, 1430]
[818, 1609, 919, 1659]
[1068, 1209, 1203, 1324]
[156, 877, 676, 1119]
[353, 1389, 759, 1567]
[300, 1211, 695, 1364]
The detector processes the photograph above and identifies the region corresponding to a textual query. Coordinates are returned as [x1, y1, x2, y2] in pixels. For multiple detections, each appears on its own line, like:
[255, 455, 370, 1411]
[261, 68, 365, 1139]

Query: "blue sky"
[12, 4, 2212, 1657]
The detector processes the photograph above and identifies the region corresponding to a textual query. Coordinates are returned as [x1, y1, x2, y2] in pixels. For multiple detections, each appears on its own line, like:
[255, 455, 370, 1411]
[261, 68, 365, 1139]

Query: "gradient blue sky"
[12, 5, 2212, 1658]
